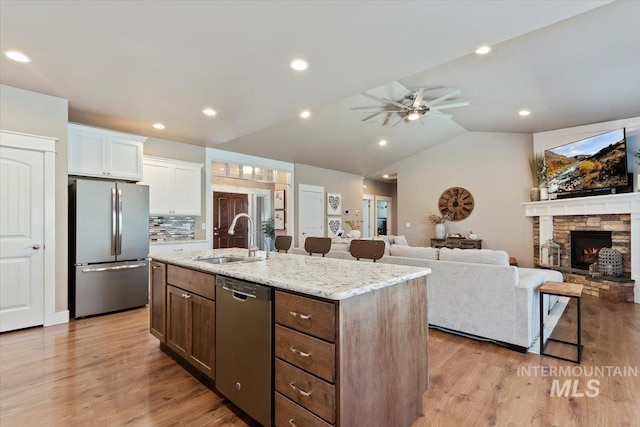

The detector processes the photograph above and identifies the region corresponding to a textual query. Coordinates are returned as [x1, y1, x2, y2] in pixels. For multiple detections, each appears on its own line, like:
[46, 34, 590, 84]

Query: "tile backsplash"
[149, 216, 195, 242]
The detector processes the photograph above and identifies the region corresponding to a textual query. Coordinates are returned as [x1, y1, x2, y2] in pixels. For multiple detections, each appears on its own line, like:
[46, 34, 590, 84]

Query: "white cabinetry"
[68, 123, 145, 181]
[141, 156, 202, 216]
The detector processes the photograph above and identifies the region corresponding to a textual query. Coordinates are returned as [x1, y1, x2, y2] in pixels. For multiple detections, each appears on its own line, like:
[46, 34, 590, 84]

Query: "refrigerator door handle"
[111, 187, 117, 255]
[117, 188, 123, 255]
[82, 263, 147, 273]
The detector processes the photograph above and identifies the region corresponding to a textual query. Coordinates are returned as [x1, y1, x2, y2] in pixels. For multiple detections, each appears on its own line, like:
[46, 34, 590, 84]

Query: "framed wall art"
[274, 189, 286, 210]
[274, 210, 285, 230]
[327, 192, 342, 215]
[327, 217, 341, 238]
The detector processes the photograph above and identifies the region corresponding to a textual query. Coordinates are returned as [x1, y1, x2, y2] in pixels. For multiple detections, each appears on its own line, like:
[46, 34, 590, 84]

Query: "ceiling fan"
[359, 88, 469, 127]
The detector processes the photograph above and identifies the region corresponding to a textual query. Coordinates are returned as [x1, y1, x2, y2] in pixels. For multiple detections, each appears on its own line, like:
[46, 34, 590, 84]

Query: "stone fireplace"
[524, 193, 640, 303]
[570, 230, 612, 270]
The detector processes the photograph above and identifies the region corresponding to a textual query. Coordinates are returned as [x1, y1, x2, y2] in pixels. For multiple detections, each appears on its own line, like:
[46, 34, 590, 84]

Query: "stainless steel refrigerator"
[69, 179, 150, 318]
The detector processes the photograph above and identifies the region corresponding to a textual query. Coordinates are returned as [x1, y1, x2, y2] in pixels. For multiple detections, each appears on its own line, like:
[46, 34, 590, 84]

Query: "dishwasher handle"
[223, 286, 257, 302]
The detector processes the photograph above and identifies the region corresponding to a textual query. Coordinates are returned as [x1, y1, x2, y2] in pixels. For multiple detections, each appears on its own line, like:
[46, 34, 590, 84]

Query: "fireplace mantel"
[523, 192, 640, 304]
[522, 192, 640, 217]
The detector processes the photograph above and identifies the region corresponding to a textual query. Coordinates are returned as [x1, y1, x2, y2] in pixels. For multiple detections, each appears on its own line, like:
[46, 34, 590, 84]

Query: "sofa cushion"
[439, 247, 509, 266]
[393, 235, 409, 246]
[389, 244, 439, 260]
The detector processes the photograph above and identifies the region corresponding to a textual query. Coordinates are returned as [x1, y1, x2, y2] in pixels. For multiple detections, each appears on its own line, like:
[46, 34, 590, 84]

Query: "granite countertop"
[151, 248, 430, 300]
[150, 239, 210, 246]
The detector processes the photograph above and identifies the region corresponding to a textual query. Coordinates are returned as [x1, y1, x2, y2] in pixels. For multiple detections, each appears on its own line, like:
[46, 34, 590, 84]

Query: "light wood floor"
[1, 295, 638, 427]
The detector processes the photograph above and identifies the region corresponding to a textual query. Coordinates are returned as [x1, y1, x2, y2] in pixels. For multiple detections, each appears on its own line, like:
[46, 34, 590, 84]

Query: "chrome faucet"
[228, 213, 258, 258]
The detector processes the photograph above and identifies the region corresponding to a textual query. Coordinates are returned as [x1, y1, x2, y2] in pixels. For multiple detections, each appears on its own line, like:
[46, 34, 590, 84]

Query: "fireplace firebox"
[570, 230, 612, 271]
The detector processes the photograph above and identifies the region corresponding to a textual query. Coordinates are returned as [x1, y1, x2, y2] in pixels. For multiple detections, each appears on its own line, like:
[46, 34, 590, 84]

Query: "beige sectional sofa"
[291, 240, 562, 352]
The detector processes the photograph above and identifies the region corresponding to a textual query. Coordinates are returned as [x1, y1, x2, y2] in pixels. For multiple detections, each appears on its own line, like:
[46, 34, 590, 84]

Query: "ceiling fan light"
[407, 111, 420, 121]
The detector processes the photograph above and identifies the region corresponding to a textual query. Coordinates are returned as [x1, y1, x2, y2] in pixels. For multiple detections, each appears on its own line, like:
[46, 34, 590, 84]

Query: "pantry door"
[0, 146, 44, 332]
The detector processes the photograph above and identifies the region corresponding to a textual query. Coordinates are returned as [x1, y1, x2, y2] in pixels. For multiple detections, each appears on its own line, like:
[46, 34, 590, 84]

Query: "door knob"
[31, 244, 41, 250]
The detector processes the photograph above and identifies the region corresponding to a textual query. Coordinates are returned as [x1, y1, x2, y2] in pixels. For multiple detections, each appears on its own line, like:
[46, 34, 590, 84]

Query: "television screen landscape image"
[545, 129, 628, 195]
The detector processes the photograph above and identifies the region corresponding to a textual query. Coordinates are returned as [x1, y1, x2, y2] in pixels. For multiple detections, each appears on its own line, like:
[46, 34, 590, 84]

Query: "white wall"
[387, 131, 535, 266]
[294, 163, 364, 247]
[0, 84, 69, 312]
[533, 116, 640, 191]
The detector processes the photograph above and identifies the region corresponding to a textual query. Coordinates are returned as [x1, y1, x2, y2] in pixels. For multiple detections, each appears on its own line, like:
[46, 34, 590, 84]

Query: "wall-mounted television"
[545, 128, 628, 198]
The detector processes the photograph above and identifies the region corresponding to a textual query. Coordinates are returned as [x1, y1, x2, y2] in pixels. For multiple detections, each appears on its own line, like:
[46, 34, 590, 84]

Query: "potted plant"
[345, 216, 363, 238]
[428, 211, 450, 239]
[528, 153, 546, 201]
[261, 217, 275, 251]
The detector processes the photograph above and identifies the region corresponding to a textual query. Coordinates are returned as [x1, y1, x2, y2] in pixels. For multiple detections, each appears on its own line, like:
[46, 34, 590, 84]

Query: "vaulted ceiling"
[2, 1, 638, 178]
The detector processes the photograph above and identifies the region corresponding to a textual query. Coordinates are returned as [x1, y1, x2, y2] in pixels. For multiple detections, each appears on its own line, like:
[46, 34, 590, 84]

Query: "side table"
[539, 281, 584, 363]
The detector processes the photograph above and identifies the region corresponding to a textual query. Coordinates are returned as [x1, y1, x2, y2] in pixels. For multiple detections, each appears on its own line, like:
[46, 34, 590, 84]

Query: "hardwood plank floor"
[1, 295, 638, 426]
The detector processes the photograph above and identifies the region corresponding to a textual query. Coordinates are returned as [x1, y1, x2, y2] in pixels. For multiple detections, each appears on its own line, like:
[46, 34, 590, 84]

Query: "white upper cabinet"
[141, 156, 202, 216]
[68, 123, 145, 181]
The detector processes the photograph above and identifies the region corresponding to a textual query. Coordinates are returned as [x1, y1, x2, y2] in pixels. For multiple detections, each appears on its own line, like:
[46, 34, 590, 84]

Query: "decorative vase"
[530, 187, 541, 202]
[540, 186, 549, 200]
[435, 223, 446, 239]
[348, 230, 361, 239]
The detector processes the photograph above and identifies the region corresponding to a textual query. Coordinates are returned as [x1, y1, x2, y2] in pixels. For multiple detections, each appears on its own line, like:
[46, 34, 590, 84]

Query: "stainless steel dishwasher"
[215, 275, 273, 427]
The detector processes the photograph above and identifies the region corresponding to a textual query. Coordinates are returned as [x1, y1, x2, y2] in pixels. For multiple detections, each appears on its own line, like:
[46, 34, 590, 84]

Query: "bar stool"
[539, 280, 584, 363]
[274, 235, 292, 253]
[349, 239, 385, 262]
[304, 237, 331, 257]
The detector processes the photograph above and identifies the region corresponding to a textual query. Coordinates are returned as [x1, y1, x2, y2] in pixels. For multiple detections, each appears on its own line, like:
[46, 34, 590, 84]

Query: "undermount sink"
[195, 256, 245, 264]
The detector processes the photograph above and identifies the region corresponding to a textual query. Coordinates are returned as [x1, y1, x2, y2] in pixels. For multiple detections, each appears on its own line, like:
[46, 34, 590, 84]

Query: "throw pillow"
[393, 235, 409, 246]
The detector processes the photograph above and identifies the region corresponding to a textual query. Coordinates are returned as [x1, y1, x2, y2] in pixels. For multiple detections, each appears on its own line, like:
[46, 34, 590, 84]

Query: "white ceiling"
[2, 1, 637, 178]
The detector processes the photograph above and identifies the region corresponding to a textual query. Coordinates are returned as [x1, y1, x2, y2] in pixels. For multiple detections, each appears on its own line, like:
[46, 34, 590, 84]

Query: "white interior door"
[362, 195, 374, 238]
[0, 146, 45, 332]
[298, 184, 324, 245]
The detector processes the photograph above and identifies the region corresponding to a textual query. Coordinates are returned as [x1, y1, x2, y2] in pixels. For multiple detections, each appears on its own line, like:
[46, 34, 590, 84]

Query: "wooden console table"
[539, 280, 584, 363]
[431, 238, 482, 249]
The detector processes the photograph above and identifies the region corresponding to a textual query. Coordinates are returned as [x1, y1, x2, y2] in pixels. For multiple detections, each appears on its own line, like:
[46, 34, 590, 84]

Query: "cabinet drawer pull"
[289, 381, 312, 397]
[288, 419, 298, 427]
[181, 293, 191, 299]
[290, 347, 311, 358]
[289, 311, 311, 320]
[152, 265, 162, 270]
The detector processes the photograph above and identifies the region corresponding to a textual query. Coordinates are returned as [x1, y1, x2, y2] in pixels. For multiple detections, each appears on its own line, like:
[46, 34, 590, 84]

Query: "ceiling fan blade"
[419, 116, 426, 125]
[382, 98, 410, 109]
[426, 110, 453, 119]
[424, 89, 461, 107]
[391, 116, 406, 127]
[382, 113, 392, 126]
[359, 110, 405, 113]
[362, 112, 384, 122]
[430, 101, 470, 110]
[412, 88, 426, 108]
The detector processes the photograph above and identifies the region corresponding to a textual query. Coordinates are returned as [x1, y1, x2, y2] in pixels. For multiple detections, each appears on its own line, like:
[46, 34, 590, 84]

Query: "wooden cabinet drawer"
[275, 359, 335, 424]
[276, 291, 336, 342]
[275, 325, 335, 383]
[275, 393, 332, 427]
[167, 265, 215, 300]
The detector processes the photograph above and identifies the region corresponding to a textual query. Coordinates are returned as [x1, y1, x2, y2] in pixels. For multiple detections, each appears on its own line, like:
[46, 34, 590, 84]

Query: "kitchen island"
[150, 249, 431, 427]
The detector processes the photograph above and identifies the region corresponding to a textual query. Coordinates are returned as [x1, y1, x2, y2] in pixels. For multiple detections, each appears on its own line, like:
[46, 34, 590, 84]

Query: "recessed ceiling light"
[300, 110, 311, 119]
[4, 50, 31, 63]
[383, 174, 390, 179]
[290, 59, 309, 71]
[203, 108, 217, 116]
[519, 110, 531, 116]
[475, 45, 491, 55]
[379, 140, 388, 146]
[152, 123, 165, 130]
